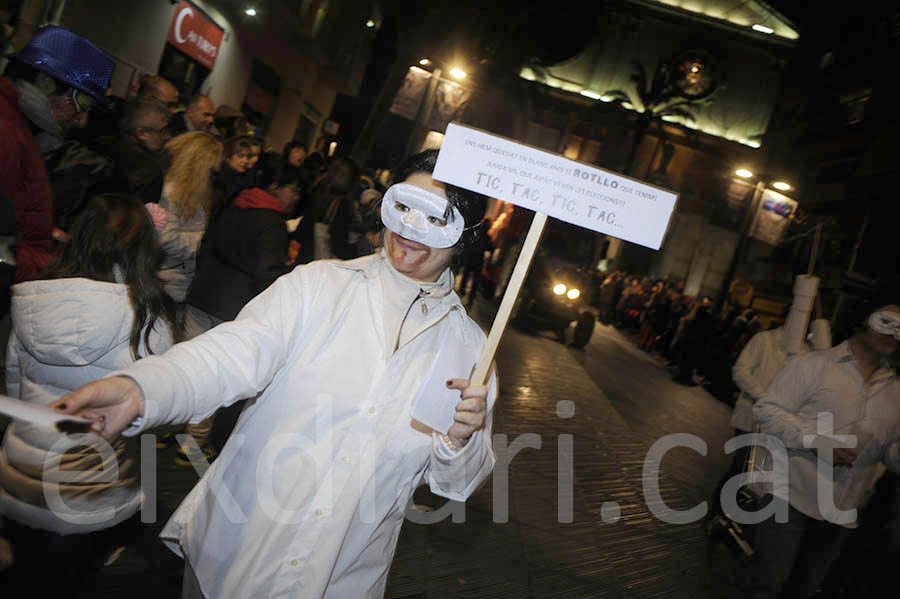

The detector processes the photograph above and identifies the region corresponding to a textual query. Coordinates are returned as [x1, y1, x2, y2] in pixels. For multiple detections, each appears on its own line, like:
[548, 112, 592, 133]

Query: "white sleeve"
[117, 265, 316, 434]
[427, 369, 497, 502]
[731, 333, 767, 401]
[753, 355, 820, 450]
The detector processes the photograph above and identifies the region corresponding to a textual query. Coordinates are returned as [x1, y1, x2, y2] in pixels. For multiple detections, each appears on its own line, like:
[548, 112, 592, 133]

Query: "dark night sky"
[768, 1, 812, 27]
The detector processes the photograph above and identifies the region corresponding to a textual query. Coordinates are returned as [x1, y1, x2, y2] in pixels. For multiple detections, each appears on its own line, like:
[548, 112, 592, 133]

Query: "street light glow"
[449, 68, 467, 79]
[600, 95, 614, 102]
[580, 90, 602, 100]
[245, 8, 257, 15]
[735, 169, 753, 178]
[365, 19, 375, 28]
[419, 58, 431, 66]
[752, 24, 774, 34]
[553, 283, 567, 296]
[772, 181, 791, 191]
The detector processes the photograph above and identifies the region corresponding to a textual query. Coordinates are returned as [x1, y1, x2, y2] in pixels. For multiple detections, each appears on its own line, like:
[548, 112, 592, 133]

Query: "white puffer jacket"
[0, 277, 174, 533]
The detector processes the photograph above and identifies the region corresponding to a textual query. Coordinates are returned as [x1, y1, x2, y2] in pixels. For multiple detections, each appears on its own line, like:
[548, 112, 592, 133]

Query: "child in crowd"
[212, 135, 256, 215]
[0, 194, 178, 596]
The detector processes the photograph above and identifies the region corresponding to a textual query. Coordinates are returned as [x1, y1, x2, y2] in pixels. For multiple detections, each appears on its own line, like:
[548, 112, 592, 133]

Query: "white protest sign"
[433, 123, 678, 249]
[429, 122, 678, 388]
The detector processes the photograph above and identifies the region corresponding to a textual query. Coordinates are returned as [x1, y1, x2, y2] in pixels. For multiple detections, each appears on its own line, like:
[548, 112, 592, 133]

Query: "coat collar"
[330, 253, 463, 311]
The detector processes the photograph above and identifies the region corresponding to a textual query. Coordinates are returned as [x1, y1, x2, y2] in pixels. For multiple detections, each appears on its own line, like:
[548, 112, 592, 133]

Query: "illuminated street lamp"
[244, 8, 257, 16]
[772, 181, 791, 191]
[735, 168, 753, 178]
[449, 67, 467, 79]
[365, 19, 375, 28]
[419, 58, 431, 66]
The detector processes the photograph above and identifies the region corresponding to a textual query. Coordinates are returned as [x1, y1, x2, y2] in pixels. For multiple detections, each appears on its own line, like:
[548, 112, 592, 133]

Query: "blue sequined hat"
[14, 26, 114, 102]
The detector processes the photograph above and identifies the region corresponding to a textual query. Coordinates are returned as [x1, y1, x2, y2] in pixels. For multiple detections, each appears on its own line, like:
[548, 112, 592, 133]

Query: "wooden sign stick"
[471, 211, 548, 385]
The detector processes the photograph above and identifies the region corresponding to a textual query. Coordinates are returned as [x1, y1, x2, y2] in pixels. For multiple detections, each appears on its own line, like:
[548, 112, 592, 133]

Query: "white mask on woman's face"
[868, 311, 900, 340]
[380, 183, 463, 249]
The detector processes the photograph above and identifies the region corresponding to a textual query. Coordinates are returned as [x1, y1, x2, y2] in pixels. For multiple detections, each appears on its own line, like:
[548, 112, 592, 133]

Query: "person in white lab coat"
[709, 317, 831, 518]
[54, 150, 497, 598]
[747, 305, 900, 598]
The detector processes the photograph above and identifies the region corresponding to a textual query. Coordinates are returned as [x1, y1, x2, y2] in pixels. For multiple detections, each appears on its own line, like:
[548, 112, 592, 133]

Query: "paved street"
[58, 302, 745, 598]
[384, 310, 741, 599]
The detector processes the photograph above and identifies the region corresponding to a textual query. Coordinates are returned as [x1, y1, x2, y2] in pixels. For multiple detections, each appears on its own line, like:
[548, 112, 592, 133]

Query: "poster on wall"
[749, 189, 798, 246]
[425, 79, 471, 132]
[389, 66, 432, 120]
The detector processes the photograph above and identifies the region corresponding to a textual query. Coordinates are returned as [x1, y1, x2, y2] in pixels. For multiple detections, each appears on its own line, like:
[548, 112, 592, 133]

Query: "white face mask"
[868, 311, 900, 340]
[380, 183, 464, 249]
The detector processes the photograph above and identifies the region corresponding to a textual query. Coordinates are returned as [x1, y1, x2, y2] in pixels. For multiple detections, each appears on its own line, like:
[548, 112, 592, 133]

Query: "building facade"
[465, 0, 800, 299]
[7, 0, 376, 152]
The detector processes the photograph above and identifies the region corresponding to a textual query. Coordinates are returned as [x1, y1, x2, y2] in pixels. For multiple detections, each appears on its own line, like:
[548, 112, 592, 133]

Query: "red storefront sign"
[167, 0, 224, 70]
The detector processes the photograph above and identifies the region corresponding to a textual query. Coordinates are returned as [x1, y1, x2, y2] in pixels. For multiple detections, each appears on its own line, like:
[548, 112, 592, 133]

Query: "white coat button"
[315, 509, 324, 517]
[290, 559, 299, 566]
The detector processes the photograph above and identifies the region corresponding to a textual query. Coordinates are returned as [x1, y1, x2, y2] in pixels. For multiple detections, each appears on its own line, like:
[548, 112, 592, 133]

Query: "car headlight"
[567, 288, 580, 300]
[553, 283, 567, 295]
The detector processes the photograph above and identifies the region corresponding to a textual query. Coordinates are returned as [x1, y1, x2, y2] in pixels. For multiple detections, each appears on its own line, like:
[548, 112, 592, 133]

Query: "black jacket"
[43, 140, 114, 230]
[212, 166, 255, 217]
[168, 113, 189, 138]
[187, 188, 291, 321]
[107, 136, 167, 204]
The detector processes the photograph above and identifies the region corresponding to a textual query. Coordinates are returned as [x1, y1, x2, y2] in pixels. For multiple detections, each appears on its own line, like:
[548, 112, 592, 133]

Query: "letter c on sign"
[174, 7, 193, 44]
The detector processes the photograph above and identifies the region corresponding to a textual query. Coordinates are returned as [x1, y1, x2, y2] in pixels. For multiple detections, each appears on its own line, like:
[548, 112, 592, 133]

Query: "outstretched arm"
[55, 264, 320, 438]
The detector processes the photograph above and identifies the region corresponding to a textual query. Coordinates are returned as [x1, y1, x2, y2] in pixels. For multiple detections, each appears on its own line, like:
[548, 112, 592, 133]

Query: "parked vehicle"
[512, 248, 596, 348]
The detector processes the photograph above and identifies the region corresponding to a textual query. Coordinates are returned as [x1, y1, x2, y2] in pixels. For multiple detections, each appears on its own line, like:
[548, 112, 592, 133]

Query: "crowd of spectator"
[594, 270, 766, 397]
[0, 26, 397, 592]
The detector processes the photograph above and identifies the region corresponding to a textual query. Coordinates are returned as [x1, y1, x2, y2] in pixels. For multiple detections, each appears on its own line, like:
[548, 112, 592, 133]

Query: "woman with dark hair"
[0, 194, 177, 595]
[56, 149, 496, 599]
[303, 155, 362, 261]
[282, 141, 307, 168]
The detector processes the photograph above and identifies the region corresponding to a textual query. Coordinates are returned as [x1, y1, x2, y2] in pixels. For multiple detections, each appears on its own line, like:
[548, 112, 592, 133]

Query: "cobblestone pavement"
[55, 302, 744, 598]
[384, 310, 743, 599]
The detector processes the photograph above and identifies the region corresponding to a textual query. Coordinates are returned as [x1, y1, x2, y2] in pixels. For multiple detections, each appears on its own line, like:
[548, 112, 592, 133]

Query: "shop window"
[158, 44, 211, 100]
[242, 59, 281, 136]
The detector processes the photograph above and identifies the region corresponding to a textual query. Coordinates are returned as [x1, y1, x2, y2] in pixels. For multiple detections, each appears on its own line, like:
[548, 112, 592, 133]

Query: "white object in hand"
[0, 393, 90, 429]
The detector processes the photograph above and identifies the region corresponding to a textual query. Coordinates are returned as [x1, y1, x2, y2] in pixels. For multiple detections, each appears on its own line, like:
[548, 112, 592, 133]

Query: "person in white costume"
[54, 150, 497, 598]
[748, 305, 900, 598]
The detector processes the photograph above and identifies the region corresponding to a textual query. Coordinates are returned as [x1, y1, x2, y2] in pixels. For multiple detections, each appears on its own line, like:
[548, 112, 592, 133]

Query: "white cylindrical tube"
[809, 318, 832, 351]
[783, 275, 820, 355]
